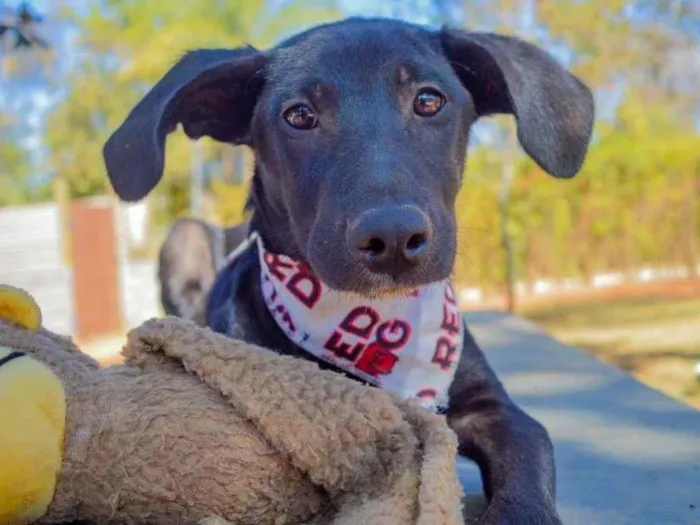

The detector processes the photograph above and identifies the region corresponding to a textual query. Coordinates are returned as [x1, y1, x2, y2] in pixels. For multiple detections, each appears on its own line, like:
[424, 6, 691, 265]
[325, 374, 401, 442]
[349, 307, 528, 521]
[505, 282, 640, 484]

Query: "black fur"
[105, 18, 594, 524]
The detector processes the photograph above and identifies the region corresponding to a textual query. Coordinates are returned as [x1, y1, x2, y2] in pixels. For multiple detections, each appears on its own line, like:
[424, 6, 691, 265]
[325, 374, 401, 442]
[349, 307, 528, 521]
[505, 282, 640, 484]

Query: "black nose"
[347, 205, 433, 272]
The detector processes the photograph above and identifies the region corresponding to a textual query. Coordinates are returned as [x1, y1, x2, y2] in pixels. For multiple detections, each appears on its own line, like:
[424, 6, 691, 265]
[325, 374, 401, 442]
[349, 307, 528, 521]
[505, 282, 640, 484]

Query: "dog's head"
[104, 18, 594, 297]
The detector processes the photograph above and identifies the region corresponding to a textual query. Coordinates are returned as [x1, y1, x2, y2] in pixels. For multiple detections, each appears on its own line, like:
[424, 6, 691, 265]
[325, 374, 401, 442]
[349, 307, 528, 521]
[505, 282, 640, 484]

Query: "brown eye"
[283, 104, 318, 130]
[414, 89, 445, 117]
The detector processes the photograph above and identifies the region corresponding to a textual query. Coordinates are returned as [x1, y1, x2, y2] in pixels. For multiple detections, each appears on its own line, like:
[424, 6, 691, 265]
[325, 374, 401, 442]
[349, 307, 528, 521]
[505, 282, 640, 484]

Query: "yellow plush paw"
[0, 346, 65, 524]
[0, 285, 42, 331]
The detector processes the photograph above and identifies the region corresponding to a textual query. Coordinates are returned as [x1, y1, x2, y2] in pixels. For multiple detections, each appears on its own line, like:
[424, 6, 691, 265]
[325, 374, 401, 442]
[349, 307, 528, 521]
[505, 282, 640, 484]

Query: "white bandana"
[226, 232, 464, 412]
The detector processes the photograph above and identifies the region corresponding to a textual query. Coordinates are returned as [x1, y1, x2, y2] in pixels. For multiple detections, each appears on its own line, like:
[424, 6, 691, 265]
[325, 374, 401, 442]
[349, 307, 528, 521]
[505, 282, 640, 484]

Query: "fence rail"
[0, 203, 74, 334]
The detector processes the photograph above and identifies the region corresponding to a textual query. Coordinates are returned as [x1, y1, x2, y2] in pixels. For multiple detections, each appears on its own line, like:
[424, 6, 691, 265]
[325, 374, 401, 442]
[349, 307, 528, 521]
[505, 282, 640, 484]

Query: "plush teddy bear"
[0, 284, 484, 525]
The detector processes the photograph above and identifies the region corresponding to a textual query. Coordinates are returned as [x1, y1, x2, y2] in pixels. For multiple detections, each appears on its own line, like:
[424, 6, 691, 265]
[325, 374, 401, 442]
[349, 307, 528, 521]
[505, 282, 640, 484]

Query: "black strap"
[0, 350, 25, 368]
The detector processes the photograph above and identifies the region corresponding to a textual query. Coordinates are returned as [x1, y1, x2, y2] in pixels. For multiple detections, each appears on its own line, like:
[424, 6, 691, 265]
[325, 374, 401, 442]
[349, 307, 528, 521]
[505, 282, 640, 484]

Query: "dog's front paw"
[477, 495, 562, 525]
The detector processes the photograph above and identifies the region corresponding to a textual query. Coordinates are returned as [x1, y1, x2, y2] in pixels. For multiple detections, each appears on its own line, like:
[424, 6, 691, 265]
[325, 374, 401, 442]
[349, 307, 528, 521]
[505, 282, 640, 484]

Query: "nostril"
[365, 237, 386, 256]
[353, 233, 388, 259]
[406, 233, 427, 252]
[404, 232, 430, 260]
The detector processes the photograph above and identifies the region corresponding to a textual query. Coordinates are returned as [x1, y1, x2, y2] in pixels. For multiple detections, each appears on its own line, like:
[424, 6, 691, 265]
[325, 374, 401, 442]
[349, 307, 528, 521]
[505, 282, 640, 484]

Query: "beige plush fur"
[0, 315, 479, 524]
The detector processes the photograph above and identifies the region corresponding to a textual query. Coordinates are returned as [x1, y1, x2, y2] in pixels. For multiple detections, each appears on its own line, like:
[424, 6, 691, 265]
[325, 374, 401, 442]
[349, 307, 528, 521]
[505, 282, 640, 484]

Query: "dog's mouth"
[310, 261, 450, 300]
[301, 248, 455, 300]
[354, 283, 444, 301]
[323, 275, 445, 302]
[357, 270, 442, 297]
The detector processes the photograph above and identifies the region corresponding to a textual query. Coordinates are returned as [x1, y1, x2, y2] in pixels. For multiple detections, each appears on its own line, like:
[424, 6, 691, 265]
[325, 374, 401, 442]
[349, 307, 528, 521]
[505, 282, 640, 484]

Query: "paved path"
[457, 312, 700, 525]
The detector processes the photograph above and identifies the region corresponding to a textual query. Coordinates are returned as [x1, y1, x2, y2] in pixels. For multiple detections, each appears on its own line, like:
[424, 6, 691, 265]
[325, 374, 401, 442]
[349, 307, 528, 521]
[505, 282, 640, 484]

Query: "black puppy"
[104, 18, 594, 524]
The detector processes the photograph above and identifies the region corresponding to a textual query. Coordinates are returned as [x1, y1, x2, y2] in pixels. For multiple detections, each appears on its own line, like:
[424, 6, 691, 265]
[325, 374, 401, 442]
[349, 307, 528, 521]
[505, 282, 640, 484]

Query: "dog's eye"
[414, 89, 445, 117]
[283, 104, 318, 130]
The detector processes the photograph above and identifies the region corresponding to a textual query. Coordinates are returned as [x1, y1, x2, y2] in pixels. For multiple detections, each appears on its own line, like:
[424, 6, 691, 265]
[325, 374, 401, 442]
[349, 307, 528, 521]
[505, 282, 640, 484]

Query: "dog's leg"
[447, 327, 561, 525]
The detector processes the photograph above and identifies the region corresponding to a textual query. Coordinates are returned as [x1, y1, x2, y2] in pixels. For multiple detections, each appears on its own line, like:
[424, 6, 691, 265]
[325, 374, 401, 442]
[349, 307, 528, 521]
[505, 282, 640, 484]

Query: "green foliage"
[453, 89, 700, 288]
[45, 0, 343, 217]
[447, 0, 700, 292]
[0, 128, 31, 206]
[0, 98, 47, 208]
[35, 0, 700, 291]
[0, 2, 52, 207]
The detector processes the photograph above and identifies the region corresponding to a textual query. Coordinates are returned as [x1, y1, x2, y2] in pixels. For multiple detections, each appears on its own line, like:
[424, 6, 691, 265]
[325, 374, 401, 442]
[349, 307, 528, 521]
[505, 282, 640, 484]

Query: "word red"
[431, 282, 461, 371]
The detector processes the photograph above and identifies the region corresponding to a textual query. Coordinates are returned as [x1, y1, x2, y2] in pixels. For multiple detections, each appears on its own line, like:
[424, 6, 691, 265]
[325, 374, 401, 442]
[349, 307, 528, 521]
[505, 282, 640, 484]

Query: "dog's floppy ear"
[103, 47, 267, 202]
[440, 29, 595, 178]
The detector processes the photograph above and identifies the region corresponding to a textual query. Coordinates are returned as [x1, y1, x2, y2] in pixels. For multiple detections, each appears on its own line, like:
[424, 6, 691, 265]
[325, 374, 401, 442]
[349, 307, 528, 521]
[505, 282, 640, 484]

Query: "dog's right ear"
[103, 47, 267, 202]
[440, 29, 594, 179]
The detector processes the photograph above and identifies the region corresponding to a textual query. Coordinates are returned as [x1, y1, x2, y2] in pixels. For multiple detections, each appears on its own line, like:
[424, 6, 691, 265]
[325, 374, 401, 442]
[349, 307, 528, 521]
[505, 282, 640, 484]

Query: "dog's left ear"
[440, 28, 595, 178]
[103, 47, 267, 202]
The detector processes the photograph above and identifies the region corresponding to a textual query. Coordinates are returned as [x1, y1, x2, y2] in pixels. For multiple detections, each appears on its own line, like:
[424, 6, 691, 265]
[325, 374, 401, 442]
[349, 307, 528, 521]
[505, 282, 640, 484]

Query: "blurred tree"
[0, 113, 30, 205]
[448, 0, 700, 299]
[452, 0, 537, 311]
[45, 0, 342, 233]
[0, 2, 48, 50]
[0, 1, 52, 207]
[0, 1, 53, 77]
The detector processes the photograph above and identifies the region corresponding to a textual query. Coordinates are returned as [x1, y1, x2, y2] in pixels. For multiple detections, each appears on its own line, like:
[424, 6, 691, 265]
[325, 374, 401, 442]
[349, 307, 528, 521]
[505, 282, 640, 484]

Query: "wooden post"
[69, 198, 123, 342]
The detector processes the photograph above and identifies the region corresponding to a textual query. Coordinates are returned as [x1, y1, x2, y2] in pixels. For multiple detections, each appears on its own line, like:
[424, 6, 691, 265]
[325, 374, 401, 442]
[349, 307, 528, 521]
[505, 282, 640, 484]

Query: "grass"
[520, 282, 700, 409]
[523, 296, 700, 330]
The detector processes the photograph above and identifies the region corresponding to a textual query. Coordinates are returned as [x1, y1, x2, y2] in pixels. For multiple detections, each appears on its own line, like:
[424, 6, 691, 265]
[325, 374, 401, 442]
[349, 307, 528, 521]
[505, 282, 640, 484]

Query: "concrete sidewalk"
[457, 312, 700, 525]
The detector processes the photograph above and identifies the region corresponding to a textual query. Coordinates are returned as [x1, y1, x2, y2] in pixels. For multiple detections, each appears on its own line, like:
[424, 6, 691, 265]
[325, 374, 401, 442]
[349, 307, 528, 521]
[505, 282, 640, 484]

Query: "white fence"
[458, 264, 700, 307]
[0, 203, 74, 334]
[0, 202, 161, 338]
[115, 203, 161, 330]
[120, 260, 161, 329]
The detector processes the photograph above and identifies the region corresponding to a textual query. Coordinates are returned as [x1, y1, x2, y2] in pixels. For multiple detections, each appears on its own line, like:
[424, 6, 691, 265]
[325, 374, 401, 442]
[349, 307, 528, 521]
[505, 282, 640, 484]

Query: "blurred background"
[0, 0, 698, 407]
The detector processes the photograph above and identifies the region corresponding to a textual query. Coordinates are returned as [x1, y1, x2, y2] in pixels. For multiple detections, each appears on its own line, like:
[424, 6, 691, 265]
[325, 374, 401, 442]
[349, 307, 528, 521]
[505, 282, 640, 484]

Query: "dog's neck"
[224, 230, 465, 412]
[246, 171, 305, 259]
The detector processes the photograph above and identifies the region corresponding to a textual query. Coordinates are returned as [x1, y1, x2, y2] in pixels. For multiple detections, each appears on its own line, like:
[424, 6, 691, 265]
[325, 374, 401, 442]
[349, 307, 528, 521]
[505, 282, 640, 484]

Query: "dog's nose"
[347, 206, 433, 272]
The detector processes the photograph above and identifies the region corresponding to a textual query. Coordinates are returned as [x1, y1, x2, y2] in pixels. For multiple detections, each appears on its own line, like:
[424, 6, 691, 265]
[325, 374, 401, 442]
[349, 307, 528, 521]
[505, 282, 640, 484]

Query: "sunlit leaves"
[45, 0, 340, 216]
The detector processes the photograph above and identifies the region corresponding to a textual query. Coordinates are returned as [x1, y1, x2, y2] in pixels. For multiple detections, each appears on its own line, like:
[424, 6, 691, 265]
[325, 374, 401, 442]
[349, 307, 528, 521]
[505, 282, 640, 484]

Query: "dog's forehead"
[267, 19, 444, 87]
